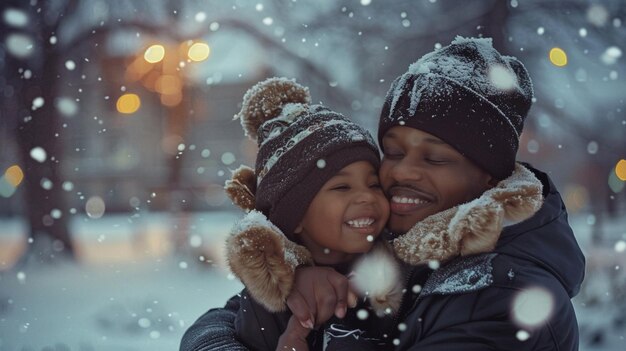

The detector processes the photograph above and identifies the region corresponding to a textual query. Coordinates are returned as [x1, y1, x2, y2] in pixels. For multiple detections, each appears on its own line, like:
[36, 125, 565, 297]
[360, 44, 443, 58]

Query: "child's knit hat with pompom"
[230, 77, 380, 237]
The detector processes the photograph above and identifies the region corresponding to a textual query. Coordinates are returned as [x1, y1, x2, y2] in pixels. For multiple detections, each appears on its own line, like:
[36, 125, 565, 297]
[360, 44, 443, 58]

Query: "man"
[181, 37, 585, 351]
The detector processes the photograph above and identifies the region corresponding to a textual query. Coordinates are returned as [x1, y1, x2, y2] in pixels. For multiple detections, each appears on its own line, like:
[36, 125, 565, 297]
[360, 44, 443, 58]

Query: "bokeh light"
[187, 42, 210, 62]
[220, 152, 236, 165]
[125, 55, 153, 82]
[116, 93, 141, 114]
[601, 46, 622, 65]
[586, 141, 598, 154]
[4, 8, 28, 27]
[0, 176, 16, 198]
[65, 60, 76, 71]
[351, 247, 400, 302]
[30, 147, 47, 163]
[563, 184, 589, 213]
[4, 165, 24, 187]
[160, 92, 183, 107]
[31, 97, 44, 110]
[144, 44, 165, 63]
[549, 47, 568, 67]
[488, 64, 517, 91]
[356, 309, 369, 320]
[511, 287, 554, 328]
[586, 4, 609, 27]
[155, 75, 182, 95]
[40, 178, 53, 190]
[615, 159, 626, 181]
[6, 33, 34, 58]
[194, 12, 206, 22]
[608, 169, 625, 193]
[56, 97, 78, 117]
[85, 196, 106, 219]
[615, 240, 626, 253]
[516, 330, 531, 341]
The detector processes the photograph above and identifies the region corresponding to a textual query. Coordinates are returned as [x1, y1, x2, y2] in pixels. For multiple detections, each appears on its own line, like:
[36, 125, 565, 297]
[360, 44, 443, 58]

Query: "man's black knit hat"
[236, 78, 380, 237]
[378, 36, 534, 180]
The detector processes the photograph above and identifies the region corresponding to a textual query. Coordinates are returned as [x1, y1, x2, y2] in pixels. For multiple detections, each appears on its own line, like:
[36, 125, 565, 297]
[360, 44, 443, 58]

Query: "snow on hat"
[378, 36, 534, 180]
[233, 77, 380, 237]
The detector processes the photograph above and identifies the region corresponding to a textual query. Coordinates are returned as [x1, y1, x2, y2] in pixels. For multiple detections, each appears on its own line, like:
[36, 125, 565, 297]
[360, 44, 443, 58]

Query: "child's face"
[380, 126, 494, 234]
[296, 161, 390, 265]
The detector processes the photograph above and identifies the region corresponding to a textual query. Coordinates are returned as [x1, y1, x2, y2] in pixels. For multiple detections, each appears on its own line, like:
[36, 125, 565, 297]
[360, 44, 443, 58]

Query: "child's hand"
[286, 266, 358, 329]
[276, 315, 310, 351]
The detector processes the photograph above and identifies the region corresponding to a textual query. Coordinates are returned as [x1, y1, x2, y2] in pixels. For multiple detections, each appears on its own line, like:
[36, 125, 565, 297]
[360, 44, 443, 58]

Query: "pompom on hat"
[378, 36, 534, 180]
[231, 77, 380, 237]
[236, 77, 311, 141]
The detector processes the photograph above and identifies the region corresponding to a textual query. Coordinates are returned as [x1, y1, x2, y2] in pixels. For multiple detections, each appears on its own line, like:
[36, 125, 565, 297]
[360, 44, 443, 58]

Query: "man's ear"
[481, 173, 498, 192]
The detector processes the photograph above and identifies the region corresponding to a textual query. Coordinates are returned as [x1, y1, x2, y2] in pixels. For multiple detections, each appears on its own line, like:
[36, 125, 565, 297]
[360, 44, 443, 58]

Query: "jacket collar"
[392, 163, 544, 266]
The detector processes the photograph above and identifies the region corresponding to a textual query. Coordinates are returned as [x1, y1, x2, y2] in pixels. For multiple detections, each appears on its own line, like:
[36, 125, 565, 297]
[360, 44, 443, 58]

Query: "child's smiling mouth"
[346, 217, 375, 228]
[345, 216, 379, 235]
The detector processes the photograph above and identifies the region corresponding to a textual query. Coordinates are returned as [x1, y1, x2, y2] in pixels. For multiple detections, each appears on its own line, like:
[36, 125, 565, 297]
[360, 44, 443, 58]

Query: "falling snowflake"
[511, 286, 554, 328]
[30, 147, 47, 163]
[31, 97, 45, 110]
[85, 196, 106, 219]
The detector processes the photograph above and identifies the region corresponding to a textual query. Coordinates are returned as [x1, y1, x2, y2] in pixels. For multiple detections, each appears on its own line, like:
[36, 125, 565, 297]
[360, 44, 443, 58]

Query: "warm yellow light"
[144, 45, 165, 63]
[155, 75, 182, 95]
[187, 42, 210, 62]
[126, 56, 153, 82]
[4, 165, 24, 187]
[616, 159, 626, 181]
[161, 91, 183, 107]
[549, 47, 568, 67]
[563, 184, 588, 213]
[143, 71, 161, 92]
[116, 93, 141, 114]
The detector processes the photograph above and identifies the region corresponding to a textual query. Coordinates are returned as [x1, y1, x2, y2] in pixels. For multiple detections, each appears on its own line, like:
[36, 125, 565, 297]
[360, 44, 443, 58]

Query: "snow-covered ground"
[0, 212, 624, 350]
[0, 256, 242, 351]
[0, 211, 244, 351]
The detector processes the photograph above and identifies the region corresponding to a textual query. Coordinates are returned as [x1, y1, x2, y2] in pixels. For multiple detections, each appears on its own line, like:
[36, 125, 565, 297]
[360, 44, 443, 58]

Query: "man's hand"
[286, 266, 358, 329]
[276, 315, 310, 351]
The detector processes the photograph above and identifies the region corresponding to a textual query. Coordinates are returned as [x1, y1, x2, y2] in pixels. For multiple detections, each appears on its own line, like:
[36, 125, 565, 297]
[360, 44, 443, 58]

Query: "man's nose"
[390, 158, 423, 183]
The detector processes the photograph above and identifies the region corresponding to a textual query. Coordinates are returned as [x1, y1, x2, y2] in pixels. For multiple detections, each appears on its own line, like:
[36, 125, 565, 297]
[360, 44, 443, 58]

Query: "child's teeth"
[347, 218, 374, 228]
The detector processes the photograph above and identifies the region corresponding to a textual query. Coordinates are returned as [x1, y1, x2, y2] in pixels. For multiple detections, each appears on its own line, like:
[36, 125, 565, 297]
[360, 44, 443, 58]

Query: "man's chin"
[388, 216, 416, 235]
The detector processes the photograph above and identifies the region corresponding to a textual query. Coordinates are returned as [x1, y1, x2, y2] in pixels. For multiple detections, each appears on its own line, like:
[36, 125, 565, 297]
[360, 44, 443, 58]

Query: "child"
[223, 78, 401, 350]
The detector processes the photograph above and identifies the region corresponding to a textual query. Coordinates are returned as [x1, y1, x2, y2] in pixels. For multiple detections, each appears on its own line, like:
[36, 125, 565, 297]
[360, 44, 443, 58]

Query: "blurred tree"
[0, 0, 166, 261]
[1, 0, 78, 261]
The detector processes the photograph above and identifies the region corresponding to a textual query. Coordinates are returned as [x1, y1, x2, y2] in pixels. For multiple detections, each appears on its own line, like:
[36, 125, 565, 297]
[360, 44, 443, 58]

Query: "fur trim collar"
[392, 163, 543, 266]
[226, 211, 313, 312]
[225, 211, 404, 315]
